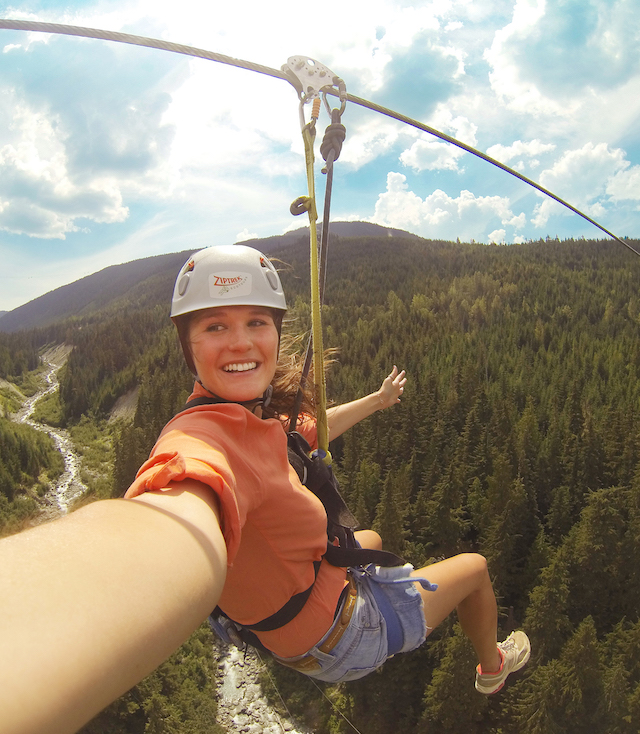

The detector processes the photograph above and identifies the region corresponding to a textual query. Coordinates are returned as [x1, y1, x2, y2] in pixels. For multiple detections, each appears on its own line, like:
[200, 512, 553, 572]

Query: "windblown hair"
[262, 328, 337, 428]
[262, 331, 316, 425]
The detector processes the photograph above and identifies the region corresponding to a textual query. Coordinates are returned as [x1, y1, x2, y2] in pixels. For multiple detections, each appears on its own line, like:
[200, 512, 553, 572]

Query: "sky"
[1, 0, 640, 312]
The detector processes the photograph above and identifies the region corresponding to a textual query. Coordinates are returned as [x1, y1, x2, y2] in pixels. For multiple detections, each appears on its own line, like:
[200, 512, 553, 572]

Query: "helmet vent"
[178, 273, 191, 296]
[265, 270, 279, 291]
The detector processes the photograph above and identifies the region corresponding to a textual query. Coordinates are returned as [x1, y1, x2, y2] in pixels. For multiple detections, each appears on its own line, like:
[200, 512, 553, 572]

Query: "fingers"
[391, 367, 406, 388]
[381, 366, 407, 406]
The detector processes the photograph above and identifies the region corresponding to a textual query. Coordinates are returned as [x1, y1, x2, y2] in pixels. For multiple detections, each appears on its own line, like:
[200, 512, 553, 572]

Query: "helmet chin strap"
[196, 379, 273, 414]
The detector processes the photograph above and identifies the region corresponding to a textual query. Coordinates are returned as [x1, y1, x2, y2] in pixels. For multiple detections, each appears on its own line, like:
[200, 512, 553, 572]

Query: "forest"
[2, 233, 640, 733]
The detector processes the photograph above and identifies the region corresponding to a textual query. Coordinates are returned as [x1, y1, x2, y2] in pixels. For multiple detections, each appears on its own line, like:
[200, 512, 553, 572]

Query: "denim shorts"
[273, 563, 437, 683]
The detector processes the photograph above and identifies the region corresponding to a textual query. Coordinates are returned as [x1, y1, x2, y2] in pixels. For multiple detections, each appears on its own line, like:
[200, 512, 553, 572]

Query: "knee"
[364, 529, 383, 551]
[459, 553, 490, 583]
[355, 529, 382, 551]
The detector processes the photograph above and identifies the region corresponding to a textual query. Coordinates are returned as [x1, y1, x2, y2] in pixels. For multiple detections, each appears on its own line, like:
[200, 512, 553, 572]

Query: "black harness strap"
[182, 396, 226, 409]
[240, 559, 322, 631]
[286, 431, 405, 568]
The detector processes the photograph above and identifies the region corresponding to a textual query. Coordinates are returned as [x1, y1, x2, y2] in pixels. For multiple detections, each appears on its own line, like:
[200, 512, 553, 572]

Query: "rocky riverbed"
[213, 639, 312, 734]
[13, 345, 87, 517]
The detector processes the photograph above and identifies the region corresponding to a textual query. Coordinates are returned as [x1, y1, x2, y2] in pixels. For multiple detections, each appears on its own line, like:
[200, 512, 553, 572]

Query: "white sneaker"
[474, 631, 531, 694]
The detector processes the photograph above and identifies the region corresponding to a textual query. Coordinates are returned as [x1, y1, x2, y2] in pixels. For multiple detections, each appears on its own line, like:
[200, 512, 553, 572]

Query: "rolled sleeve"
[125, 450, 242, 565]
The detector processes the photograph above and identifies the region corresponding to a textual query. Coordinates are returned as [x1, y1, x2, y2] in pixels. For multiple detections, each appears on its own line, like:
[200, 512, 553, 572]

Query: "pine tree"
[372, 470, 407, 557]
[524, 550, 572, 663]
[420, 624, 487, 732]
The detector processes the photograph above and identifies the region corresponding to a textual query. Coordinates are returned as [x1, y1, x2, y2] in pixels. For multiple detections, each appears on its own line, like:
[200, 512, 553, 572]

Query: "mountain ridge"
[0, 222, 419, 333]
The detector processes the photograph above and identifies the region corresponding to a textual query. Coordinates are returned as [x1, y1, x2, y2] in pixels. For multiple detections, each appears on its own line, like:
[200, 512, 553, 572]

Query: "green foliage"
[0, 416, 64, 535]
[58, 307, 180, 421]
[421, 624, 487, 732]
[268, 235, 640, 732]
[31, 389, 65, 427]
[0, 385, 24, 416]
[68, 416, 117, 501]
[0, 331, 40, 379]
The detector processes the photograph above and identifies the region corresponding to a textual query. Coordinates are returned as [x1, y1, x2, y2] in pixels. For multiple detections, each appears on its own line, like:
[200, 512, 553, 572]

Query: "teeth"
[223, 362, 257, 372]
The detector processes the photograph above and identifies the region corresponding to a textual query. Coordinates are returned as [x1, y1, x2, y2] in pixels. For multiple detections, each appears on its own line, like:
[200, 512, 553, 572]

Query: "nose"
[228, 325, 253, 351]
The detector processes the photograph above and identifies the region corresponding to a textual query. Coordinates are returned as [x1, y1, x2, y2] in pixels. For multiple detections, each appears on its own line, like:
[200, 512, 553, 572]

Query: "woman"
[0, 245, 529, 734]
[127, 245, 530, 684]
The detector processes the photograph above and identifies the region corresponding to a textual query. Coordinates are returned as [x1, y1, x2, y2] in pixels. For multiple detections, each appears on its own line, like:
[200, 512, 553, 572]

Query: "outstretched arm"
[327, 365, 407, 441]
[0, 481, 226, 734]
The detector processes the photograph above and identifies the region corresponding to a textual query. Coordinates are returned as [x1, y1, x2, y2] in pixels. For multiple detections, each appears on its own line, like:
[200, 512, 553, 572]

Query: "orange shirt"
[124, 384, 347, 657]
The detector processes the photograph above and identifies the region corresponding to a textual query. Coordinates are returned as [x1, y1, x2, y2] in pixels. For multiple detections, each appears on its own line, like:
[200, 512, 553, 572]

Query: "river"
[13, 345, 87, 516]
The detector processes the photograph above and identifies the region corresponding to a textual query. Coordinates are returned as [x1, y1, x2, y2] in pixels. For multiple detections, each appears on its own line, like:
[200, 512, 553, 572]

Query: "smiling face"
[188, 305, 279, 402]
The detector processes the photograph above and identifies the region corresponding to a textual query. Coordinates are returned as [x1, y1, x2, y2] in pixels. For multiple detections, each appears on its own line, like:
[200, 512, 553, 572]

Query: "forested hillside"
[3, 233, 640, 732]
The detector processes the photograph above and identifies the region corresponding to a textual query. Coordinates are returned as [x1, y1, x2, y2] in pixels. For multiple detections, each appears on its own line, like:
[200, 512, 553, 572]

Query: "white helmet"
[171, 245, 287, 376]
[171, 244, 286, 318]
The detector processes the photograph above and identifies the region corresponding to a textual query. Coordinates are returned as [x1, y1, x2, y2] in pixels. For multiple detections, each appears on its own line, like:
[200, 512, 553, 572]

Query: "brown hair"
[262, 331, 316, 425]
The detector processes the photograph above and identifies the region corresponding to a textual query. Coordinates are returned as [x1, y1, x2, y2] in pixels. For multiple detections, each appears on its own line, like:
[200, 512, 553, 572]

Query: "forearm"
[327, 392, 384, 441]
[0, 484, 226, 734]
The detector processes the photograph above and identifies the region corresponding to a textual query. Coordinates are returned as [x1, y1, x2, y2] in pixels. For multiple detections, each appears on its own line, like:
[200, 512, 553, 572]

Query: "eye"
[205, 322, 225, 332]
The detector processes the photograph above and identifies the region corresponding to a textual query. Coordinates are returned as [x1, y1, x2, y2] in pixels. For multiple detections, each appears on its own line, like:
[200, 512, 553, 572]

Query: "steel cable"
[331, 90, 640, 258]
[0, 19, 290, 84]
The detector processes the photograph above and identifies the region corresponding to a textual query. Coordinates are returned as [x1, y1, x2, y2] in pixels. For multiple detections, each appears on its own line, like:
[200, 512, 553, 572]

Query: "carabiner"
[323, 77, 347, 118]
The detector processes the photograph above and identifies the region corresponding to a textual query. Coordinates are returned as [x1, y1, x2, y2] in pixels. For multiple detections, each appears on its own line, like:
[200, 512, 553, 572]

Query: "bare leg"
[412, 553, 501, 672]
[354, 529, 382, 550]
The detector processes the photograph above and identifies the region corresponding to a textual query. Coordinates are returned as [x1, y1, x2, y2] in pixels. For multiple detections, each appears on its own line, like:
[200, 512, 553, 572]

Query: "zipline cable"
[329, 90, 640, 259]
[0, 19, 290, 84]
[1, 18, 637, 259]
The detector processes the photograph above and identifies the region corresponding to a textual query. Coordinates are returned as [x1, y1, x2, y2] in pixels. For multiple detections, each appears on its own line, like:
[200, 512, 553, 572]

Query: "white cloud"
[400, 139, 464, 172]
[508, 212, 526, 229]
[486, 139, 555, 164]
[236, 228, 258, 242]
[484, 0, 640, 126]
[339, 115, 402, 170]
[483, 0, 557, 115]
[532, 142, 628, 226]
[607, 166, 640, 202]
[370, 171, 525, 241]
[400, 110, 477, 172]
[0, 103, 128, 238]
